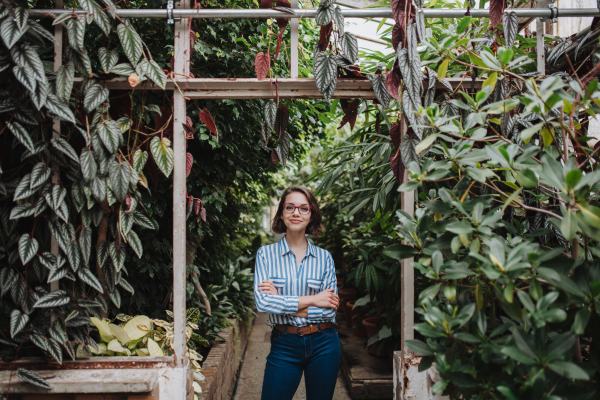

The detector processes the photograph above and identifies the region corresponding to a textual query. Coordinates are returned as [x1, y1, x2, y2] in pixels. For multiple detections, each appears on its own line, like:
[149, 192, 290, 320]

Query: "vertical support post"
[536, 0, 547, 75]
[50, 0, 63, 295]
[173, 0, 191, 397]
[290, 0, 299, 78]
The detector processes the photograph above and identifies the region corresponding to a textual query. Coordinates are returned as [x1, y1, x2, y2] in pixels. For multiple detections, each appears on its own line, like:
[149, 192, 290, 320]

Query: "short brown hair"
[272, 186, 323, 237]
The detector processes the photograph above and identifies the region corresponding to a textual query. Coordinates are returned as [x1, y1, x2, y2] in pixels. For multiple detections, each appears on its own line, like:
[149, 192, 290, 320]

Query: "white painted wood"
[290, 0, 299, 78]
[172, 1, 190, 395]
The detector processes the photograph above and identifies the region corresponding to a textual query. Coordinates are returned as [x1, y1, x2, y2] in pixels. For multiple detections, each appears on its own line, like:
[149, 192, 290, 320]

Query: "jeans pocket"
[321, 328, 338, 337]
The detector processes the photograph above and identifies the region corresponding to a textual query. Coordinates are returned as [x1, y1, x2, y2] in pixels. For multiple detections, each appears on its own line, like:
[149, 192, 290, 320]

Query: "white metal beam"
[290, 0, 299, 78]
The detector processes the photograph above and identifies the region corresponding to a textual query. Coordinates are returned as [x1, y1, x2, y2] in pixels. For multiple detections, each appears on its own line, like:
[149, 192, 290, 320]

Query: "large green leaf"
[34, 290, 70, 308]
[12, 65, 37, 92]
[52, 137, 80, 164]
[18, 234, 38, 265]
[10, 309, 29, 338]
[133, 149, 148, 173]
[80, 150, 98, 182]
[145, 59, 167, 89]
[16, 368, 50, 390]
[56, 62, 75, 102]
[314, 51, 337, 101]
[150, 136, 174, 177]
[116, 23, 143, 66]
[1, 17, 25, 49]
[45, 93, 76, 123]
[98, 47, 119, 74]
[66, 17, 86, 52]
[84, 84, 109, 114]
[340, 32, 358, 63]
[7, 121, 35, 152]
[108, 160, 130, 203]
[97, 122, 119, 154]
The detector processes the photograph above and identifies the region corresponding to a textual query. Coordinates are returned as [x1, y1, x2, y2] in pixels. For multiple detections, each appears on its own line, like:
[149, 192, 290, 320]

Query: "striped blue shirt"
[254, 235, 337, 327]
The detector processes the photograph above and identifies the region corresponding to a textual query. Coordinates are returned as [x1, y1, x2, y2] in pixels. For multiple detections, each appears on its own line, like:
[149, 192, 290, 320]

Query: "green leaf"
[98, 47, 119, 74]
[383, 244, 418, 260]
[84, 84, 109, 114]
[416, 133, 438, 154]
[315, 4, 334, 26]
[126, 230, 143, 258]
[418, 283, 442, 304]
[1, 16, 25, 49]
[150, 136, 174, 177]
[52, 137, 80, 164]
[10, 309, 29, 338]
[437, 59, 449, 81]
[116, 23, 143, 66]
[66, 17, 86, 52]
[515, 169, 538, 188]
[340, 32, 358, 64]
[18, 233, 38, 265]
[34, 289, 70, 308]
[496, 386, 518, 400]
[12, 65, 37, 92]
[572, 308, 591, 335]
[548, 361, 589, 380]
[16, 368, 51, 390]
[110, 63, 136, 76]
[78, 267, 104, 293]
[109, 241, 125, 272]
[480, 50, 501, 69]
[45, 93, 76, 123]
[108, 160, 130, 203]
[7, 121, 35, 152]
[314, 51, 337, 101]
[405, 339, 434, 356]
[145, 59, 167, 89]
[560, 209, 577, 241]
[501, 346, 537, 365]
[79, 227, 92, 265]
[133, 149, 148, 173]
[56, 62, 75, 102]
[80, 150, 98, 182]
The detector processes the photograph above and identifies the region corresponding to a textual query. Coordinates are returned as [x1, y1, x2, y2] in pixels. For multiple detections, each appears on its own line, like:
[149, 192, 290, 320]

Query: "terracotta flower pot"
[347, 300, 367, 337]
[362, 317, 386, 357]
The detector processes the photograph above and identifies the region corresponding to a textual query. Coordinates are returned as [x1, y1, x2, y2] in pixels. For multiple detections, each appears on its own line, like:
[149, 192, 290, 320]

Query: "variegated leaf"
[97, 122, 119, 154]
[91, 177, 106, 203]
[109, 242, 125, 272]
[315, 5, 335, 26]
[400, 134, 420, 168]
[12, 65, 37, 92]
[52, 137, 80, 164]
[108, 160, 130, 203]
[78, 267, 104, 292]
[367, 74, 390, 109]
[340, 32, 358, 63]
[127, 230, 143, 258]
[265, 100, 277, 130]
[98, 47, 119, 74]
[7, 121, 35, 152]
[333, 6, 344, 35]
[80, 150, 97, 182]
[276, 131, 291, 169]
[34, 289, 70, 308]
[30, 80, 49, 111]
[66, 17, 86, 52]
[56, 61, 75, 102]
[314, 51, 337, 100]
[45, 93, 76, 123]
[503, 11, 518, 50]
[116, 23, 143, 67]
[16, 368, 50, 390]
[110, 63, 136, 76]
[10, 44, 46, 83]
[1, 17, 25, 49]
[84, 84, 109, 114]
[145, 59, 167, 89]
[133, 149, 148, 172]
[149, 136, 174, 178]
[10, 309, 29, 338]
[19, 234, 38, 265]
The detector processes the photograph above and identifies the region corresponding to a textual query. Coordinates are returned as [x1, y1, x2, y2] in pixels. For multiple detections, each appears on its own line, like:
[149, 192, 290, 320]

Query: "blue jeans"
[261, 327, 341, 400]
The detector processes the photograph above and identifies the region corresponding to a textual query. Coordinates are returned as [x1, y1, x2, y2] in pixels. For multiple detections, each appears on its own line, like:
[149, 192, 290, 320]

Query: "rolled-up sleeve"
[254, 248, 299, 315]
[307, 252, 337, 320]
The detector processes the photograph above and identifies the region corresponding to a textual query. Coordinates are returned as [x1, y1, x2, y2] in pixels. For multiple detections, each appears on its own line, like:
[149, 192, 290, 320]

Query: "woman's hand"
[258, 280, 278, 295]
[312, 289, 340, 310]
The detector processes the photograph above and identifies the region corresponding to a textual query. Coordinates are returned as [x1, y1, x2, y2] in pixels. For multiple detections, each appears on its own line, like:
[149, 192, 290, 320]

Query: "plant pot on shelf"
[362, 317, 386, 357]
[347, 300, 368, 337]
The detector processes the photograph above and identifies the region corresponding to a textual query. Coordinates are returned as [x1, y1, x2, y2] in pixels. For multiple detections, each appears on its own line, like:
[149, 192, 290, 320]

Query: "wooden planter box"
[198, 317, 253, 400]
[0, 357, 193, 399]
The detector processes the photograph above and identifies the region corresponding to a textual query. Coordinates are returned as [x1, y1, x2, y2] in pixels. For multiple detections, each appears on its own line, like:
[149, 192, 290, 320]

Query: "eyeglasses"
[282, 203, 312, 215]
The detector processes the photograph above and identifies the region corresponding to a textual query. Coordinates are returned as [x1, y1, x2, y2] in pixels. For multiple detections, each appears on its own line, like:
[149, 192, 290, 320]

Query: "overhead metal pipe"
[28, 8, 600, 19]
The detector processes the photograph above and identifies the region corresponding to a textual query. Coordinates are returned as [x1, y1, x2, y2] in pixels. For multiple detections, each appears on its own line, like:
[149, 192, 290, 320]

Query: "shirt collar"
[280, 234, 317, 258]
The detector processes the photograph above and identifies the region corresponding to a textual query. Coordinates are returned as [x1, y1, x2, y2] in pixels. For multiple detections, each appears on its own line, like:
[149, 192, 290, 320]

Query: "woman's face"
[281, 192, 312, 234]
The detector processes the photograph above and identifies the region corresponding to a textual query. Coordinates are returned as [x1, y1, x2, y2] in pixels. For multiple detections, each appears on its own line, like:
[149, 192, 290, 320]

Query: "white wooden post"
[173, 0, 191, 397]
[290, 0, 299, 78]
[536, 0, 547, 75]
[50, 0, 63, 295]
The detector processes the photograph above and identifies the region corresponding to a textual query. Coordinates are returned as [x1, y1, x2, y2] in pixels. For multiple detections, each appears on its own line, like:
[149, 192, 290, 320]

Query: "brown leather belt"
[274, 322, 341, 336]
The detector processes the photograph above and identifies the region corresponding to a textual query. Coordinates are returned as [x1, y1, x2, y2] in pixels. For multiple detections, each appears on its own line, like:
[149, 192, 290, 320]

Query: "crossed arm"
[258, 281, 339, 318]
[254, 249, 339, 319]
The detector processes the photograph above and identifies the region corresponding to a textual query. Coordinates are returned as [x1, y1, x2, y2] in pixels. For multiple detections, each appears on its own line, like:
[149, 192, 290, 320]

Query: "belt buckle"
[297, 327, 305, 336]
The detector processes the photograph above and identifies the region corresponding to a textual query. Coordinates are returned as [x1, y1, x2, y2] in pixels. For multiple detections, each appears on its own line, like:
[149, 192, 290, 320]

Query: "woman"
[254, 185, 341, 400]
